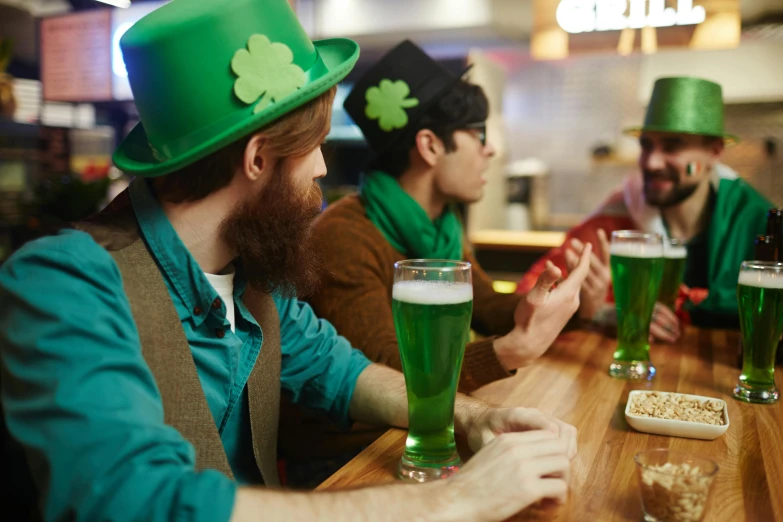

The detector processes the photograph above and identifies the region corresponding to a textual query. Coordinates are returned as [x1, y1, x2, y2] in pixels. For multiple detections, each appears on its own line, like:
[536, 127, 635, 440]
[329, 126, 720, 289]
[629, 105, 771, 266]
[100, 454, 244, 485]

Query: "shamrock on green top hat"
[113, 0, 359, 178]
[625, 77, 738, 144]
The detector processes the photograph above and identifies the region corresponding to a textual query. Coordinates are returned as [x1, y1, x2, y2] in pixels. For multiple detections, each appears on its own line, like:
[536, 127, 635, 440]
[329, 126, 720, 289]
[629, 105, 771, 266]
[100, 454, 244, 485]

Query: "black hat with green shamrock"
[343, 40, 469, 159]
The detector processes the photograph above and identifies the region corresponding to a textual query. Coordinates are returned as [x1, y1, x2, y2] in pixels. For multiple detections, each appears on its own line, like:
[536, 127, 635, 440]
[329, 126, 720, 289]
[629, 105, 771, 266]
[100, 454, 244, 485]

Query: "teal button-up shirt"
[0, 179, 371, 522]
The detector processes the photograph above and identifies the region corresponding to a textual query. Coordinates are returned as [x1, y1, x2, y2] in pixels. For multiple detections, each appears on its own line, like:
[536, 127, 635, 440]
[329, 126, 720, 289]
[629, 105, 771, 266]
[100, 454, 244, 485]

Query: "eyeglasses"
[464, 122, 487, 147]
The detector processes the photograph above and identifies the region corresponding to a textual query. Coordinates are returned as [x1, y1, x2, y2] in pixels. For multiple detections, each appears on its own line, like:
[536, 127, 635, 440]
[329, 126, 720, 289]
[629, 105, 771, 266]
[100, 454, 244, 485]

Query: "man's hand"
[564, 229, 612, 323]
[464, 406, 577, 460]
[494, 244, 592, 370]
[447, 431, 572, 522]
[649, 302, 682, 343]
[594, 302, 682, 344]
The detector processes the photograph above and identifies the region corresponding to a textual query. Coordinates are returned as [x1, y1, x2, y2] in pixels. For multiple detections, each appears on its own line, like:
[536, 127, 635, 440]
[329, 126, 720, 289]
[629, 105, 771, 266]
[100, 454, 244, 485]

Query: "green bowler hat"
[625, 77, 738, 144]
[113, 0, 359, 177]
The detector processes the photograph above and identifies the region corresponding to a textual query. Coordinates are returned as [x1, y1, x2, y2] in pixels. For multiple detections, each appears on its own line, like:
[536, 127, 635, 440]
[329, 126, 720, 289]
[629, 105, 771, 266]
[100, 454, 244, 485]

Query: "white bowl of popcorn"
[625, 391, 729, 440]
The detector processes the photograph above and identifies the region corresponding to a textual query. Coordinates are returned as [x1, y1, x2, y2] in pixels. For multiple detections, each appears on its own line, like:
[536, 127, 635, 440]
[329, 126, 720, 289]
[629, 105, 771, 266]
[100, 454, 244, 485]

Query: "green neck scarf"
[360, 171, 463, 260]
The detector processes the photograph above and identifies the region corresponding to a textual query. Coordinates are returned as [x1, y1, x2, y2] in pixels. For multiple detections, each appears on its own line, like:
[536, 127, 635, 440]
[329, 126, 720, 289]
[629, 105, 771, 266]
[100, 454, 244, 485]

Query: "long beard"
[220, 166, 325, 298]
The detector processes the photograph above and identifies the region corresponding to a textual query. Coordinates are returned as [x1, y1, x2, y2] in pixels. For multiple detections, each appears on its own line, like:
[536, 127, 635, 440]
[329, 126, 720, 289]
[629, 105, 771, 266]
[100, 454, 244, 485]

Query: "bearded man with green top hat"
[0, 1, 578, 521]
[518, 76, 774, 334]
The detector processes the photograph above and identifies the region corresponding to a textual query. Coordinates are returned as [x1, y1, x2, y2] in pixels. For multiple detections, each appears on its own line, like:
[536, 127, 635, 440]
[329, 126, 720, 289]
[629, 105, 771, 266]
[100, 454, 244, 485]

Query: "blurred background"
[1, 0, 781, 278]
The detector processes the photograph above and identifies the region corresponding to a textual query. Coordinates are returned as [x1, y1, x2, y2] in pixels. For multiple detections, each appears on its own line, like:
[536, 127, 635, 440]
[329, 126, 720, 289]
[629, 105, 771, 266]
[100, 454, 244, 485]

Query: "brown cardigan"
[307, 194, 522, 391]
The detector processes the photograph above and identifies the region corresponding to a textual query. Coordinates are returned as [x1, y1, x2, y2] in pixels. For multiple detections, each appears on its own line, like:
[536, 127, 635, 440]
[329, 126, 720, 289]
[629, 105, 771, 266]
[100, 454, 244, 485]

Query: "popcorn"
[628, 392, 725, 425]
[639, 462, 712, 522]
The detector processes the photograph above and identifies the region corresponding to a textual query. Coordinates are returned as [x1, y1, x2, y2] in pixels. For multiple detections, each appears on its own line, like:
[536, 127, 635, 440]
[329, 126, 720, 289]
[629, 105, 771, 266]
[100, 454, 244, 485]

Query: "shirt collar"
[129, 177, 241, 327]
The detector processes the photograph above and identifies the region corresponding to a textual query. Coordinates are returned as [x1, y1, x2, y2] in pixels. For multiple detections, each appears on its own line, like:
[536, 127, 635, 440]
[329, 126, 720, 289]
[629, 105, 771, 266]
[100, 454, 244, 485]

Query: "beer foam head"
[392, 281, 473, 304]
[610, 242, 663, 258]
[664, 244, 687, 259]
[738, 270, 783, 289]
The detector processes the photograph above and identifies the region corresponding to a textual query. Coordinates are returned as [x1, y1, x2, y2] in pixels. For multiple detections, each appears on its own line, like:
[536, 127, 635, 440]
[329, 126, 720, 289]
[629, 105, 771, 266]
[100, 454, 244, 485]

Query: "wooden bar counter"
[317, 327, 783, 521]
[469, 230, 566, 254]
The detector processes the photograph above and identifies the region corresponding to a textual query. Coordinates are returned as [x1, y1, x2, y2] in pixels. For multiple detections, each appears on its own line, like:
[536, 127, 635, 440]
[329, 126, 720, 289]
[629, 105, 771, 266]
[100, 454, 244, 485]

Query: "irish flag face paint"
[686, 161, 702, 177]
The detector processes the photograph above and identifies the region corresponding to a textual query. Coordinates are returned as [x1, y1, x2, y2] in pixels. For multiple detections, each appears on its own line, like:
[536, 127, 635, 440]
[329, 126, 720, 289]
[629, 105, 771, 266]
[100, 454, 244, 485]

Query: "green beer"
[609, 234, 664, 380]
[392, 280, 473, 469]
[734, 263, 783, 404]
[658, 240, 687, 311]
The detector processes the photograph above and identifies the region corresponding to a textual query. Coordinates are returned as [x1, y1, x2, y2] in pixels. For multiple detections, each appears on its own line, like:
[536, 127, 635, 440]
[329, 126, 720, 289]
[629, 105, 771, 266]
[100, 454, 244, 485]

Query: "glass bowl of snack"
[625, 391, 729, 440]
[635, 449, 719, 522]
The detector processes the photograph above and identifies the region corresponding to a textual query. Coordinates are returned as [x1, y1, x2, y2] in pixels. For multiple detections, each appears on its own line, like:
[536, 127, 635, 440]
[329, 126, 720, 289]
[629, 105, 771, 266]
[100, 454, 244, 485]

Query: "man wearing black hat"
[287, 41, 590, 471]
[308, 41, 591, 390]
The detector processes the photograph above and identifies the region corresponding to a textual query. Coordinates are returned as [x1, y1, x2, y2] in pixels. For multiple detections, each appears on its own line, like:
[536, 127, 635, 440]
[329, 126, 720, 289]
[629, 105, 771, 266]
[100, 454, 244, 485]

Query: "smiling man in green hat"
[0, 1, 578, 521]
[518, 76, 774, 331]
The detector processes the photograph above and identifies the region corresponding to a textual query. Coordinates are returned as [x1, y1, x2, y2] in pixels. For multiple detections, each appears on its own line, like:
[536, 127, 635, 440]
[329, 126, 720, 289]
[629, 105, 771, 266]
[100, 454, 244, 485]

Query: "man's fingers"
[650, 322, 678, 343]
[559, 244, 592, 291]
[523, 439, 571, 459]
[536, 478, 569, 502]
[572, 238, 609, 277]
[654, 303, 679, 326]
[532, 457, 571, 481]
[528, 262, 562, 305]
[564, 248, 580, 272]
[491, 430, 558, 451]
[499, 408, 559, 434]
[653, 303, 681, 337]
[556, 422, 578, 460]
[597, 229, 611, 265]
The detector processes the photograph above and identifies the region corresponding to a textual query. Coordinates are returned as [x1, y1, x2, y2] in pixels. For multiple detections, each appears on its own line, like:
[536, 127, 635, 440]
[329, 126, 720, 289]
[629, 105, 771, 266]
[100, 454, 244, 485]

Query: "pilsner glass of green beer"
[392, 260, 473, 482]
[658, 238, 687, 311]
[734, 261, 783, 404]
[609, 231, 664, 380]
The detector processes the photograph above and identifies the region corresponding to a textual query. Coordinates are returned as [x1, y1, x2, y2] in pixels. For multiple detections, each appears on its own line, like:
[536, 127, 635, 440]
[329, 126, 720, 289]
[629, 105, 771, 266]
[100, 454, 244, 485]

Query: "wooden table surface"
[317, 327, 783, 521]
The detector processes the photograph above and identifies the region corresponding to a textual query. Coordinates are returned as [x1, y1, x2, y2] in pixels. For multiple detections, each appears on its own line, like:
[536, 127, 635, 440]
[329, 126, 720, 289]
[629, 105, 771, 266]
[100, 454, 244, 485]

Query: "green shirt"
[0, 178, 371, 522]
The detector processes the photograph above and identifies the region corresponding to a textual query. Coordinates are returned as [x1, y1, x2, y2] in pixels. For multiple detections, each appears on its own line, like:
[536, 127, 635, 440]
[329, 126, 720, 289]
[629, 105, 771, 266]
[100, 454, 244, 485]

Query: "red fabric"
[518, 214, 711, 322]
[517, 215, 636, 295]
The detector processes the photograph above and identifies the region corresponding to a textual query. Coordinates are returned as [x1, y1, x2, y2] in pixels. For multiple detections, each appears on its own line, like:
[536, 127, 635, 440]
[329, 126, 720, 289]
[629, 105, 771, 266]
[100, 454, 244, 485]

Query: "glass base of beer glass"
[609, 360, 656, 380]
[733, 383, 779, 404]
[397, 453, 461, 483]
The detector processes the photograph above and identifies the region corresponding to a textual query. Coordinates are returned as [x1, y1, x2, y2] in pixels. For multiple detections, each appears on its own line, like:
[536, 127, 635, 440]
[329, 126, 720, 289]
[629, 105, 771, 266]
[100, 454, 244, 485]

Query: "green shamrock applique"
[364, 79, 419, 132]
[231, 34, 306, 114]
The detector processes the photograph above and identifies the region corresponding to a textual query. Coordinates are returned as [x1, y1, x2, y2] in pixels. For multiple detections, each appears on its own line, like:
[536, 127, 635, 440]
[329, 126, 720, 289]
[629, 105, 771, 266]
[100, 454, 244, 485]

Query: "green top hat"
[113, 0, 359, 177]
[625, 77, 738, 144]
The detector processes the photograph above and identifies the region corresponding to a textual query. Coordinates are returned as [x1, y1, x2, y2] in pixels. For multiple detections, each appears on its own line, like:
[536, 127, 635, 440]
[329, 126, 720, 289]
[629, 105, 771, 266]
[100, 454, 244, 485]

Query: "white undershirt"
[204, 271, 236, 333]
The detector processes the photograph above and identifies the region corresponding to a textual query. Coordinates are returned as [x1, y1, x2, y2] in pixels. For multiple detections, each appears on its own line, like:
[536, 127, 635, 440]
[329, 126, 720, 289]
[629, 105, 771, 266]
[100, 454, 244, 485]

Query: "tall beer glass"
[734, 261, 783, 404]
[658, 238, 687, 311]
[392, 260, 473, 482]
[609, 231, 664, 380]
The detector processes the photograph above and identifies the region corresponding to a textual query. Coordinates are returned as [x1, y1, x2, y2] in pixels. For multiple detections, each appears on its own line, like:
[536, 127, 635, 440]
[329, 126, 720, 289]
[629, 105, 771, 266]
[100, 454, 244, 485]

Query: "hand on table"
[648, 302, 682, 343]
[465, 406, 577, 459]
[448, 430, 572, 522]
[594, 302, 682, 343]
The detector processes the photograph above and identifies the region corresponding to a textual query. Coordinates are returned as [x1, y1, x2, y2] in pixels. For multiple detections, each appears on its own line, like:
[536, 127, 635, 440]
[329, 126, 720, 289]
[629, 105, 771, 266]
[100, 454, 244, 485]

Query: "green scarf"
[360, 171, 463, 260]
[692, 177, 773, 316]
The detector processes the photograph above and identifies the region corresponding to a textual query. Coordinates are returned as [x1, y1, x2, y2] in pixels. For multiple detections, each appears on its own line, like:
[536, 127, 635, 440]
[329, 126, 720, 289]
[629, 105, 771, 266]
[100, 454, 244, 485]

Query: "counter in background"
[469, 229, 566, 285]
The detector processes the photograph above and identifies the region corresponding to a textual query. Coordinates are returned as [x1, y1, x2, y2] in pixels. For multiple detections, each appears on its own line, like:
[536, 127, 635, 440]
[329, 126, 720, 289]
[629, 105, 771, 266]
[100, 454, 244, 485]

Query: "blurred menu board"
[41, 10, 113, 102]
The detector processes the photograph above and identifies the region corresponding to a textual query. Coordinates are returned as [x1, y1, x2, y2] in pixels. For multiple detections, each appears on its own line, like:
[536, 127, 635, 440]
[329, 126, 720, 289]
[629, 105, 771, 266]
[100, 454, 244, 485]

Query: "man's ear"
[414, 129, 445, 168]
[242, 133, 272, 182]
